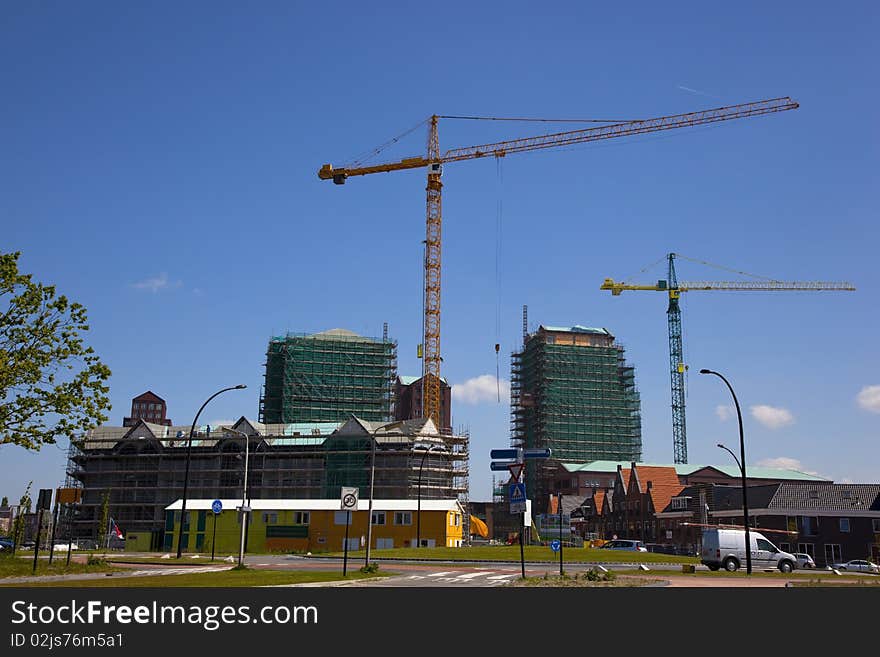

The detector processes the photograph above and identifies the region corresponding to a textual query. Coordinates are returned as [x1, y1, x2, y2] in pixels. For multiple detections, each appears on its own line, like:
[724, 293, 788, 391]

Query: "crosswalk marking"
[426, 571, 457, 577]
[452, 572, 487, 580]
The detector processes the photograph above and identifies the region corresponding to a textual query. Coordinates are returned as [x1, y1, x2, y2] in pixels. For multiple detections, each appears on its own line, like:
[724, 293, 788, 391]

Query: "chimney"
[647, 481, 653, 490]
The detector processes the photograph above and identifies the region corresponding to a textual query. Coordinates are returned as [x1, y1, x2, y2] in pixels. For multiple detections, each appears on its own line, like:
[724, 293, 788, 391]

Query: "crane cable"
[344, 118, 429, 169]
[674, 253, 781, 282]
[495, 156, 503, 403]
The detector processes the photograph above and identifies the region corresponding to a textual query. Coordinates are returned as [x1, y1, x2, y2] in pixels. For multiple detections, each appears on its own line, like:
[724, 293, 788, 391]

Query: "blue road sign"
[490, 461, 516, 471]
[523, 448, 552, 459]
[211, 499, 223, 515]
[490, 448, 519, 460]
[509, 482, 527, 513]
[550, 539, 561, 552]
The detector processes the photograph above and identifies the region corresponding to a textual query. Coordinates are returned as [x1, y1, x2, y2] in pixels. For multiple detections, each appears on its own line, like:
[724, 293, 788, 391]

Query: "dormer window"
[671, 496, 691, 510]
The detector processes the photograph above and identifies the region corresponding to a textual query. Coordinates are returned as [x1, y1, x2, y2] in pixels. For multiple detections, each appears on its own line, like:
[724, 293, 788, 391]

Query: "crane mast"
[667, 254, 687, 463]
[319, 97, 800, 427]
[423, 116, 443, 423]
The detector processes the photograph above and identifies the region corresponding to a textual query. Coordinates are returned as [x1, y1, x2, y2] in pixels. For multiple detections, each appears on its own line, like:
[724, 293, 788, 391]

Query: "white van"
[701, 528, 797, 573]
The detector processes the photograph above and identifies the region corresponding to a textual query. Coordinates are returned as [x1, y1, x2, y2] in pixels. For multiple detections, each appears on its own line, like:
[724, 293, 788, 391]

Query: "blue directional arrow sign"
[509, 482, 527, 513]
[490, 461, 516, 471]
[550, 539, 561, 552]
[523, 448, 552, 459]
[211, 499, 223, 515]
[490, 449, 519, 460]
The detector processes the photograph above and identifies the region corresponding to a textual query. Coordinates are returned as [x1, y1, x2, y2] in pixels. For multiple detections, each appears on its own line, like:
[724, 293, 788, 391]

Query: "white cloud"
[856, 385, 880, 413]
[132, 272, 181, 293]
[750, 405, 794, 429]
[715, 405, 735, 422]
[676, 84, 718, 98]
[452, 375, 510, 405]
[756, 457, 819, 476]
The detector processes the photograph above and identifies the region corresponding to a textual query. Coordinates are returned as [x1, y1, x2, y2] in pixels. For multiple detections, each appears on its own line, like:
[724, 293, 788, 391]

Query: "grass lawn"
[0, 555, 119, 579]
[324, 545, 698, 564]
[1, 568, 390, 588]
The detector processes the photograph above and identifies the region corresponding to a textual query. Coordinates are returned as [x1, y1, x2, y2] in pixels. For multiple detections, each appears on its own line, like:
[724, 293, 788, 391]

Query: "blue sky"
[2, 2, 877, 505]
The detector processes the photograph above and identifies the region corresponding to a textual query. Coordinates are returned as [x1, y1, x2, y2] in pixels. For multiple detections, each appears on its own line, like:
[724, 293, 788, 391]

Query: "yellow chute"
[469, 515, 489, 538]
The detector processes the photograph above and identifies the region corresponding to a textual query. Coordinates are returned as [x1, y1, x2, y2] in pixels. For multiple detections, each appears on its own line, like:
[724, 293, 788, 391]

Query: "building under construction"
[259, 328, 397, 424]
[511, 325, 642, 508]
[65, 415, 468, 549]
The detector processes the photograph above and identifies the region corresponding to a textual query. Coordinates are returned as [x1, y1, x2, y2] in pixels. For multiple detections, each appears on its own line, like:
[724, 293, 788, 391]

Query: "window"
[262, 513, 278, 525]
[800, 516, 819, 536]
[452, 513, 460, 526]
[839, 518, 850, 533]
[756, 538, 777, 552]
[371, 511, 386, 526]
[671, 497, 691, 510]
[824, 543, 842, 565]
[797, 543, 815, 558]
[334, 511, 350, 525]
[294, 512, 310, 525]
[873, 519, 880, 533]
[780, 543, 791, 552]
[394, 512, 412, 526]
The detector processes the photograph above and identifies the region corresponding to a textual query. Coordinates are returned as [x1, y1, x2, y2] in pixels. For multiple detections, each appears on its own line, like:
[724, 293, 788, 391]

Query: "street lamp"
[175, 384, 246, 559]
[365, 427, 378, 568]
[223, 427, 251, 569]
[415, 443, 442, 549]
[700, 368, 751, 575]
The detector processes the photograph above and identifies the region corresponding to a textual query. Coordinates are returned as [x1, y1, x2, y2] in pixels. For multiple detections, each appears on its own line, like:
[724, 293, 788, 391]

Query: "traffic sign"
[211, 499, 223, 515]
[550, 539, 561, 552]
[507, 462, 525, 482]
[523, 448, 552, 459]
[340, 486, 359, 511]
[490, 448, 519, 460]
[490, 460, 516, 471]
[509, 482, 527, 514]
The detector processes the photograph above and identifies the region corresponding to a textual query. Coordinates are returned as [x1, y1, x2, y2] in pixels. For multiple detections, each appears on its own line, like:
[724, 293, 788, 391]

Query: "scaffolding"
[65, 417, 468, 548]
[511, 325, 642, 506]
[260, 329, 397, 424]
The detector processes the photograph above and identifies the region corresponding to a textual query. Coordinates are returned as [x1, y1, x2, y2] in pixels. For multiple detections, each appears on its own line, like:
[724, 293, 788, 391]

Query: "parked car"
[600, 539, 647, 552]
[51, 541, 78, 552]
[700, 528, 797, 573]
[793, 553, 816, 569]
[0, 538, 14, 552]
[832, 559, 879, 574]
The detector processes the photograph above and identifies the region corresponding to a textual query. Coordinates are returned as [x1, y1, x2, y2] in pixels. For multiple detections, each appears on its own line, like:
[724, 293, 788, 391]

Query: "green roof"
[561, 461, 828, 481]
[398, 375, 449, 386]
[542, 325, 610, 335]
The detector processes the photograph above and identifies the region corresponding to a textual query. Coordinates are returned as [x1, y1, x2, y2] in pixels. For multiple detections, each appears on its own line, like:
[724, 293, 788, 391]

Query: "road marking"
[426, 571, 457, 577]
[486, 574, 517, 580]
[452, 572, 488, 580]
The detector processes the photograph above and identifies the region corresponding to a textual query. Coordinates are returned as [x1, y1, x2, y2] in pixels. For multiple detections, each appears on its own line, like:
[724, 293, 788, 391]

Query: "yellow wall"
[164, 507, 464, 554]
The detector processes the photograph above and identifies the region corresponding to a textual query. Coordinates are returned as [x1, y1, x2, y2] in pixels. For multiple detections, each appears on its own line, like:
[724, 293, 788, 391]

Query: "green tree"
[12, 481, 32, 546]
[1, 496, 8, 508]
[1, 251, 111, 449]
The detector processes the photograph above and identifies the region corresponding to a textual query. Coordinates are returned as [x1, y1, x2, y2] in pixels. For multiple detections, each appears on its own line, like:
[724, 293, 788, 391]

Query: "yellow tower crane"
[601, 253, 855, 464]
[318, 97, 799, 427]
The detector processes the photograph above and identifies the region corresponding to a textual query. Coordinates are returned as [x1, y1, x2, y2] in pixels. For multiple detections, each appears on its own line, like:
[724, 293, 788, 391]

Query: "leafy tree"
[11, 481, 32, 546]
[1, 496, 8, 508]
[1, 252, 111, 449]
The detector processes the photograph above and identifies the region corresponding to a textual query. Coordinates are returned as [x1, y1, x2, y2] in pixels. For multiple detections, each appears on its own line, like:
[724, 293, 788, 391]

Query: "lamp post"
[223, 427, 251, 568]
[176, 384, 246, 559]
[365, 427, 378, 568]
[415, 443, 442, 549]
[700, 368, 751, 575]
